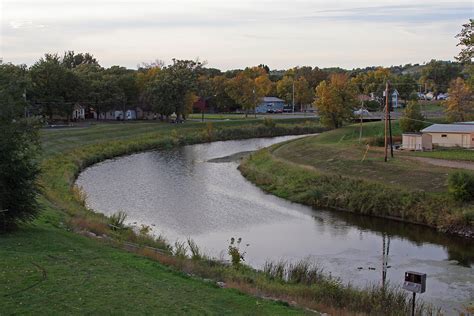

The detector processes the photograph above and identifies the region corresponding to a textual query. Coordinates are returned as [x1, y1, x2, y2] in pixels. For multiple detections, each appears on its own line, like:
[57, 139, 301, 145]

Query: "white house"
[402, 133, 432, 151]
[421, 124, 474, 148]
[72, 104, 85, 120]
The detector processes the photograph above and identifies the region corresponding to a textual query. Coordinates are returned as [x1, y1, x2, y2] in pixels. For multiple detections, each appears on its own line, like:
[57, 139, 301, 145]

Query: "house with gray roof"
[256, 97, 286, 113]
[421, 124, 474, 148]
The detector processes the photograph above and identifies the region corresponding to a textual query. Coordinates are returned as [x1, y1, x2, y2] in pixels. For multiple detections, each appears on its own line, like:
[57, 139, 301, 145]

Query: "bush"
[0, 119, 41, 231]
[448, 171, 474, 202]
[109, 210, 127, 230]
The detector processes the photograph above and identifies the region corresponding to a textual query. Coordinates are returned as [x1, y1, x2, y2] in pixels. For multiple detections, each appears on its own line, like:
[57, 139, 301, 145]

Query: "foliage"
[455, 19, 473, 63]
[228, 237, 248, 267]
[29, 53, 84, 120]
[352, 67, 391, 96]
[0, 119, 41, 231]
[420, 60, 462, 93]
[276, 76, 313, 111]
[145, 59, 202, 118]
[392, 74, 418, 102]
[226, 67, 272, 117]
[444, 77, 473, 122]
[448, 171, 474, 202]
[399, 101, 426, 132]
[187, 238, 202, 260]
[314, 73, 357, 128]
[0, 64, 41, 230]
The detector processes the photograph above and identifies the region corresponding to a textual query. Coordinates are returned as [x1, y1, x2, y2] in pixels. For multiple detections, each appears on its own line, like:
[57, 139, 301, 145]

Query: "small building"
[256, 97, 286, 113]
[421, 124, 474, 148]
[72, 104, 85, 120]
[402, 133, 432, 151]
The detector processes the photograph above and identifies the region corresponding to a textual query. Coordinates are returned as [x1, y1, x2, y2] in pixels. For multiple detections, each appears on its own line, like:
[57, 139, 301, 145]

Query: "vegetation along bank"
[239, 121, 474, 239]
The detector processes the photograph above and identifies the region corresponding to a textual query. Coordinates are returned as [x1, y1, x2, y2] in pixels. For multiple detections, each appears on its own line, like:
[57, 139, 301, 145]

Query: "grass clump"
[448, 171, 474, 202]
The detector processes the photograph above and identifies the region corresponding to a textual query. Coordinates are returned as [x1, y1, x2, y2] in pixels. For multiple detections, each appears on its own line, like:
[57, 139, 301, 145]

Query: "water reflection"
[76, 135, 473, 312]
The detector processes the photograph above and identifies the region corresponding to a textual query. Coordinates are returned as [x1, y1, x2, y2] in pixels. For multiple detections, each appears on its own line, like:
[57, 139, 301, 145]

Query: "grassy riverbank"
[1, 119, 326, 315]
[1, 118, 444, 315]
[239, 121, 474, 238]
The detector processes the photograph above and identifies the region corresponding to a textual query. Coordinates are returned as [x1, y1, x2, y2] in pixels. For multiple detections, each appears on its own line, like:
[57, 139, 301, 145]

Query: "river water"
[76, 135, 473, 313]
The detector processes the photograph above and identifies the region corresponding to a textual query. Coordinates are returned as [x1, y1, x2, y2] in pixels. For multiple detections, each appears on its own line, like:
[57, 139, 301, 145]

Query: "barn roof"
[422, 124, 474, 133]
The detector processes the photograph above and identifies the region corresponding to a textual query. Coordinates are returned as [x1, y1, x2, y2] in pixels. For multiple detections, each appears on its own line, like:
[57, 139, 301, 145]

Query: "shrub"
[0, 119, 41, 231]
[448, 171, 474, 202]
[262, 117, 276, 129]
[228, 237, 248, 267]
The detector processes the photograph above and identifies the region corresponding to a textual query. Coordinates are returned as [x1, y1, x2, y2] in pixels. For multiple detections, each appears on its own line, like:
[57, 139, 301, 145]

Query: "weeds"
[109, 211, 127, 230]
[228, 237, 249, 267]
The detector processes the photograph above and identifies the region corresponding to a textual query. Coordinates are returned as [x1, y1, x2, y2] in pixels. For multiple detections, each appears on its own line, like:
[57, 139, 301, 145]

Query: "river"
[76, 135, 473, 313]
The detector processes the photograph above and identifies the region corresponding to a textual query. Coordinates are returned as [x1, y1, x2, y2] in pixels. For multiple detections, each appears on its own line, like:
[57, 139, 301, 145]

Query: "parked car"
[353, 108, 370, 116]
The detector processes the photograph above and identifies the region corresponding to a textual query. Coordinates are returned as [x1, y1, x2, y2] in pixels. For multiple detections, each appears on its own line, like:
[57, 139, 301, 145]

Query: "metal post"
[412, 292, 416, 316]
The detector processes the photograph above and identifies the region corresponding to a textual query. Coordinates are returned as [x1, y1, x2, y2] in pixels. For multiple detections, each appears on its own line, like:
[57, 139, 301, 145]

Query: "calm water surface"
[76, 135, 474, 313]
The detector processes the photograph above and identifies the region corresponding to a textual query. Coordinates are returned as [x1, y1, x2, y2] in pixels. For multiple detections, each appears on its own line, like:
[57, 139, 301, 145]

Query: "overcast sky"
[1, 0, 472, 70]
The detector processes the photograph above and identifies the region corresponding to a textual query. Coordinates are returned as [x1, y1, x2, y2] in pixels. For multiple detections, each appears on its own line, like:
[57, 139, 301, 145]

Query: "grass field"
[2, 119, 327, 315]
[240, 121, 474, 235]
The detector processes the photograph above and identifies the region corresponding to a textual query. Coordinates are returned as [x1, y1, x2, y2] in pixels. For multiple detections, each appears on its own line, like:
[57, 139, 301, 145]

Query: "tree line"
[0, 49, 472, 124]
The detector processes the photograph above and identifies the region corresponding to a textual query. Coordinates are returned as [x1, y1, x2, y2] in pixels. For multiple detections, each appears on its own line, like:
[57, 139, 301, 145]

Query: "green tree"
[29, 54, 83, 121]
[145, 59, 201, 119]
[455, 19, 473, 63]
[0, 63, 41, 230]
[103, 66, 138, 120]
[392, 74, 418, 104]
[314, 73, 357, 128]
[420, 60, 462, 93]
[62, 51, 99, 69]
[399, 101, 426, 132]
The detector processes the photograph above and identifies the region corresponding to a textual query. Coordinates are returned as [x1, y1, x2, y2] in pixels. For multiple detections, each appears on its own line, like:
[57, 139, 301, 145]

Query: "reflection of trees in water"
[313, 209, 474, 267]
[382, 234, 390, 287]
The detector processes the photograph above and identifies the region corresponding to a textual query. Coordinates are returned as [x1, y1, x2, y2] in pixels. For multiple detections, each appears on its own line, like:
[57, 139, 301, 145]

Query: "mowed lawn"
[271, 121, 469, 194]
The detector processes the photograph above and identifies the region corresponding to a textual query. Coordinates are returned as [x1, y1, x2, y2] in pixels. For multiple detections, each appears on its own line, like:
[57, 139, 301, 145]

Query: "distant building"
[391, 89, 400, 108]
[402, 133, 432, 151]
[421, 124, 474, 148]
[255, 97, 286, 113]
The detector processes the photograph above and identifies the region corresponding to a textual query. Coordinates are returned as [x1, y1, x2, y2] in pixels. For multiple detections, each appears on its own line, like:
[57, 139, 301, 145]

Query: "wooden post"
[384, 82, 389, 162]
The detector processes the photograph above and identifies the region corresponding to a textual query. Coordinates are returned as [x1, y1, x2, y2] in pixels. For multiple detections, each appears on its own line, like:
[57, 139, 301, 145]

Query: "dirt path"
[410, 157, 474, 171]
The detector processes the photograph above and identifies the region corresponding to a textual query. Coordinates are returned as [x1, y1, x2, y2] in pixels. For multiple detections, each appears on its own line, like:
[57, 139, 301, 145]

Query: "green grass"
[240, 121, 474, 235]
[413, 149, 474, 162]
[187, 113, 248, 120]
[2, 119, 326, 315]
[0, 202, 301, 315]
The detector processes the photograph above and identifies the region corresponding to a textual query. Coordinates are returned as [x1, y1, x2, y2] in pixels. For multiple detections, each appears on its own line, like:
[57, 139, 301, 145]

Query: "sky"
[0, 0, 472, 70]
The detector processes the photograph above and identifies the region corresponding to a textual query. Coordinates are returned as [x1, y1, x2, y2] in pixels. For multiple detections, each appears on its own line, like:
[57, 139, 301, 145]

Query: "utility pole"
[384, 82, 389, 162]
[292, 79, 295, 114]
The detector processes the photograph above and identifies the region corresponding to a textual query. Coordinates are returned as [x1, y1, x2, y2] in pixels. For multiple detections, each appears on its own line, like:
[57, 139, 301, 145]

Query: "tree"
[392, 74, 418, 104]
[145, 59, 201, 119]
[420, 60, 462, 93]
[62, 51, 99, 69]
[209, 76, 238, 112]
[0, 63, 41, 230]
[352, 67, 392, 96]
[29, 54, 83, 121]
[314, 73, 357, 128]
[103, 66, 138, 120]
[444, 77, 473, 122]
[399, 101, 425, 132]
[455, 19, 473, 63]
[226, 67, 271, 117]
